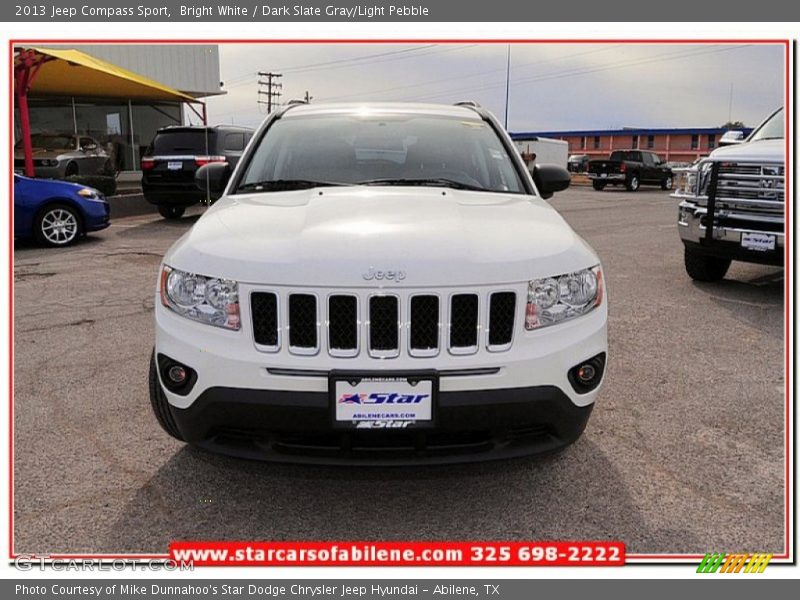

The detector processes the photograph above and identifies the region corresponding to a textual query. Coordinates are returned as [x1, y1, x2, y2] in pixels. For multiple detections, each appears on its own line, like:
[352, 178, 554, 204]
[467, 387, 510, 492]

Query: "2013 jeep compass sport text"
[150, 102, 608, 464]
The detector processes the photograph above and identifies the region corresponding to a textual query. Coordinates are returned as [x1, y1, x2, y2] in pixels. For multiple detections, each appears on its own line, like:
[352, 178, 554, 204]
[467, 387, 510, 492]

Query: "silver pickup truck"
[673, 107, 784, 281]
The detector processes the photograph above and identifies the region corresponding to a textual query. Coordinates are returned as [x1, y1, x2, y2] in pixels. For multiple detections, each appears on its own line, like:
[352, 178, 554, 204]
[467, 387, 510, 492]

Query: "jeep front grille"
[250, 289, 518, 358]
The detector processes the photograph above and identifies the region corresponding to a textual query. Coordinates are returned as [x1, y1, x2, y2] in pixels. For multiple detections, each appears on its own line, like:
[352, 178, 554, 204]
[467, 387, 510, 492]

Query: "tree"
[721, 120, 746, 129]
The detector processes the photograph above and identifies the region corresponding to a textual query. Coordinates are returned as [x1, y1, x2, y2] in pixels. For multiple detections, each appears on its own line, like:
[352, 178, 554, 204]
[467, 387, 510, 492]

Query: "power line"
[316, 44, 625, 103]
[402, 44, 752, 103]
[224, 44, 477, 91]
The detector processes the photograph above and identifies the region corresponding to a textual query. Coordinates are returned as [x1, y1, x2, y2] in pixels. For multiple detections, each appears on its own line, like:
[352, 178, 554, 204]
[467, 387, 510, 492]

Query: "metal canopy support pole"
[14, 49, 52, 177]
[15, 83, 34, 177]
[71, 97, 77, 135]
[128, 100, 136, 170]
[185, 101, 207, 125]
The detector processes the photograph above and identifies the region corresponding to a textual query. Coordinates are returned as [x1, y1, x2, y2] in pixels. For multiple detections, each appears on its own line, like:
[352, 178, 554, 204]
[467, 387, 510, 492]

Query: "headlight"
[160, 266, 240, 330]
[684, 162, 713, 196]
[77, 187, 102, 200]
[525, 266, 603, 330]
[683, 169, 698, 195]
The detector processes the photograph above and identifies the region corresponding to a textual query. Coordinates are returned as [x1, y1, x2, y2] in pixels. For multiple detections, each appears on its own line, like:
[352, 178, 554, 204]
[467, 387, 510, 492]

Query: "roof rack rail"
[286, 99, 308, 106]
[454, 100, 482, 109]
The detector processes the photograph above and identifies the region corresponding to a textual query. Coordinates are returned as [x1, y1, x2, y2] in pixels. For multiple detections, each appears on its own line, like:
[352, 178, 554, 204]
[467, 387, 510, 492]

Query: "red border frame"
[8, 37, 793, 565]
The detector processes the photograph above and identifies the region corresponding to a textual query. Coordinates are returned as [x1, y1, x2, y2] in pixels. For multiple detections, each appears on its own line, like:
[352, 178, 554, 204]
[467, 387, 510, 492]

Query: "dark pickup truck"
[588, 150, 673, 192]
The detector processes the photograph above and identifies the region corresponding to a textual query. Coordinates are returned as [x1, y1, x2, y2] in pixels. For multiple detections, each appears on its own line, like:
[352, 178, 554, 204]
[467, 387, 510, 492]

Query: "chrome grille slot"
[368, 296, 400, 357]
[449, 294, 479, 354]
[288, 294, 318, 354]
[328, 295, 358, 357]
[409, 295, 440, 357]
[251, 292, 279, 349]
[487, 292, 516, 349]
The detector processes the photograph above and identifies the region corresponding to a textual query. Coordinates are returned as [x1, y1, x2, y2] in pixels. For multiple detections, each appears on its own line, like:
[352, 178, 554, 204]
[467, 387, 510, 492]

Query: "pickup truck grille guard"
[674, 159, 785, 244]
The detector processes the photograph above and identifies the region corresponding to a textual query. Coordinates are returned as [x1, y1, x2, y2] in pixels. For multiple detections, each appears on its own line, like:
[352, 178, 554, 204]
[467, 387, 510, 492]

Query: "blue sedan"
[14, 174, 110, 247]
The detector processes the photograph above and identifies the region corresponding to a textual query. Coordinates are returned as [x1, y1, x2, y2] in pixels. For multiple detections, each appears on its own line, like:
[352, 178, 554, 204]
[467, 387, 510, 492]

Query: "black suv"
[141, 125, 254, 219]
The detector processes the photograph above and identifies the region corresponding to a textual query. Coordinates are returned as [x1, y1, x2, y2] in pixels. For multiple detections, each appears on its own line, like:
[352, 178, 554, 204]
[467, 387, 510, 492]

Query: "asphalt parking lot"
[13, 187, 785, 556]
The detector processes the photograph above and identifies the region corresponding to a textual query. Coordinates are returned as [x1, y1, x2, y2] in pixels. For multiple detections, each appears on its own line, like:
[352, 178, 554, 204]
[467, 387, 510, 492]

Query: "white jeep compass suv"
[150, 101, 608, 464]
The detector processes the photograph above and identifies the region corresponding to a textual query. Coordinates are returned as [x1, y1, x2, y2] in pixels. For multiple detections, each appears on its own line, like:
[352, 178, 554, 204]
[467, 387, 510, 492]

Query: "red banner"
[169, 541, 625, 566]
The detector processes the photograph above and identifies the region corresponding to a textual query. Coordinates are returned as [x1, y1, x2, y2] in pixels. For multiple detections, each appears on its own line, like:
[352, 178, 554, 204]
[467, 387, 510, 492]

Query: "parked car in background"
[588, 150, 673, 192]
[673, 107, 784, 281]
[568, 154, 590, 173]
[14, 133, 113, 178]
[141, 125, 254, 219]
[13, 174, 110, 247]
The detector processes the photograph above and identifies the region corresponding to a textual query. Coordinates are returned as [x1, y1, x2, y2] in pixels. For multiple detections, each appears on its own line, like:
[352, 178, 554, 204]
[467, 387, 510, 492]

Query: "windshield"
[236, 114, 525, 194]
[748, 108, 784, 142]
[16, 134, 75, 150]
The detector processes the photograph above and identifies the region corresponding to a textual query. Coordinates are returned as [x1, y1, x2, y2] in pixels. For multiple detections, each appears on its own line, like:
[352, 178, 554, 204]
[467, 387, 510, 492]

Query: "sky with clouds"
[202, 43, 784, 133]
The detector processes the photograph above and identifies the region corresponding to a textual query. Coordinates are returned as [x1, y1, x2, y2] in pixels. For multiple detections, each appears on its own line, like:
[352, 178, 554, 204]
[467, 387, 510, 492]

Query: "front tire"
[661, 175, 673, 191]
[34, 203, 81, 247]
[626, 174, 640, 192]
[148, 351, 185, 441]
[64, 161, 79, 177]
[684, 246, 731, 282]
[158, 205, 186, 220]
[592, 181, 606, 191]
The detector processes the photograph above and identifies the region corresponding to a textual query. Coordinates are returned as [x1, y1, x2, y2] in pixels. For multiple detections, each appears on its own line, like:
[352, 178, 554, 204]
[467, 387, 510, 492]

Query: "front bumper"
[82, 200, 111, 232]
[153, 282, 607, 463]
[677, 201, 784, 266]
[167, 384, 594, 464]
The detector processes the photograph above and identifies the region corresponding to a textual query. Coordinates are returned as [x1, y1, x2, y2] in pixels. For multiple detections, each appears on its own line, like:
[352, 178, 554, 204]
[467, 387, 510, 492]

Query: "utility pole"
[503, 44, 511, 130]
[257, 72, 283, 113]
[304, 90, 313, 103]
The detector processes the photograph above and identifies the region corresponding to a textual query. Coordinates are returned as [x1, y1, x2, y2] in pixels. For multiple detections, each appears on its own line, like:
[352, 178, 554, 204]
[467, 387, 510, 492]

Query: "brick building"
[510, 126, 753, 164]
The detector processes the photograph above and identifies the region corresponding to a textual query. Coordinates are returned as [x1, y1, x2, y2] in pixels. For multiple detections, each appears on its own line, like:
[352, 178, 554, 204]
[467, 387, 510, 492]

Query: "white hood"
[709, 138, 784, 162]
[164, 187, 599, 287]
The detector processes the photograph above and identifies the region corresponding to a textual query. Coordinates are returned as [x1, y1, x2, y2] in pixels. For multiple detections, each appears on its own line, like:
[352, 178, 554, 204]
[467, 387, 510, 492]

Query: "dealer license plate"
[167, 161, 183, 171]
[741, 232, 775, 252]
[600, 173, 607, 178]
[332, 374, 434, 429]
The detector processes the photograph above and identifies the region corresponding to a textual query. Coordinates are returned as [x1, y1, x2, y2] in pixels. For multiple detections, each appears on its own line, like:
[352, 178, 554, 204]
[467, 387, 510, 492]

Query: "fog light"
[576, 364, 596, 383]
[167, 365, 187, 384]
[568, 352, 606, 394]
[157, 353, 197, 396]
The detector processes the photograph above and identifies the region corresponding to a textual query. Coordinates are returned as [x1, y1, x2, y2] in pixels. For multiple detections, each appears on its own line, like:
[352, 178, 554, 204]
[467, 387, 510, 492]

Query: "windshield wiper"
[358, 177, 489, 192]
[236, 179, 347, 192]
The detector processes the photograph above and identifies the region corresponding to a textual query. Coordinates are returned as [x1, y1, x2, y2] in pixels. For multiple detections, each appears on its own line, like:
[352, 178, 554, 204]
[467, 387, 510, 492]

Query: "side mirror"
[533, 164, 571, 199]
[719, 130, 745, 146]
[195, 162, 231, 200]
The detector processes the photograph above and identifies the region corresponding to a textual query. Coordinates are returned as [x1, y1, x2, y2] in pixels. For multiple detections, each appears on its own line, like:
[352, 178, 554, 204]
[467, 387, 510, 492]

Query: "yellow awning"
[15, 46, 198, 103]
